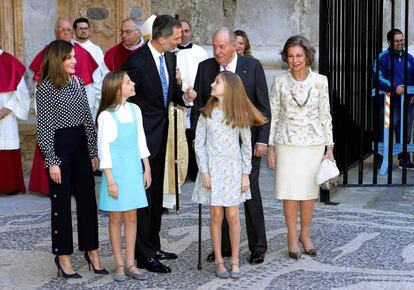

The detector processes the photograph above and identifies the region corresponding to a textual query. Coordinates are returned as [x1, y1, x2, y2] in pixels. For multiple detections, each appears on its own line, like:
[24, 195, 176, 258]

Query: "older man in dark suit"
[123, 15, 197, 273]
[191, 27, 270, 264]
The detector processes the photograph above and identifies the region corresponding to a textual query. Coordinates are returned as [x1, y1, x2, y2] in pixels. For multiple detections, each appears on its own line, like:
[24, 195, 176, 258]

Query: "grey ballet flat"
[126, 265, 148, 280]
[230, 263, 242, 279]
[215, 262, 230, 279]
[113, 265, 127, 282]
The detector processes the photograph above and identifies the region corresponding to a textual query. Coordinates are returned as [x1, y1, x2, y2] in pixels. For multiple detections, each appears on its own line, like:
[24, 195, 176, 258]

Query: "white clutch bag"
[315, 159, 340, 189]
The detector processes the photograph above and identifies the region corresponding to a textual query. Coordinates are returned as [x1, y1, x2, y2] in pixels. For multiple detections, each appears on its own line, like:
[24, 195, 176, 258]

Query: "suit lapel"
[165, 52, 176, 101]
[235, 55, 248, 82]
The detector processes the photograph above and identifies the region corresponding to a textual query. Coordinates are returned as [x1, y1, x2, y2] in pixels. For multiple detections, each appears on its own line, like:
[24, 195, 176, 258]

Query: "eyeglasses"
[76, 27, 89, 31]
[120, 29, 138, 35]
[56, 28, 73, 33]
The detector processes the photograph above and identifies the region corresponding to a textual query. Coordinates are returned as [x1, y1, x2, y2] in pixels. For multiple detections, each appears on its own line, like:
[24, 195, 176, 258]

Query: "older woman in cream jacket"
[267, 35, 334, 259]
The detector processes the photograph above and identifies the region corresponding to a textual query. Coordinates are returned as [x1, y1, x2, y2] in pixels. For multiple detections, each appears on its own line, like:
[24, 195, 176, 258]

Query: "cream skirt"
[275, 144, 325, 200]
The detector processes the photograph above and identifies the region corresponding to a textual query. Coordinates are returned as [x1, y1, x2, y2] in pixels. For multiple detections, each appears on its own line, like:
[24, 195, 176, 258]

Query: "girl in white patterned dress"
[192, 71, 266, 279]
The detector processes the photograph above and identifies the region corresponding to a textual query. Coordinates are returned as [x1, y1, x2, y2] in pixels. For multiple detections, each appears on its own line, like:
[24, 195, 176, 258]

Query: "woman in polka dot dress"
[36, 40, 107, 278]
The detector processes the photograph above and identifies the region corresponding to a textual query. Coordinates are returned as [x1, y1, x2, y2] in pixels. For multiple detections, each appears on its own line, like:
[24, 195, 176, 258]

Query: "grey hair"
[280, 35, 316, 66]
[212, 27, 236, 43]
[122, 17, 142, 29]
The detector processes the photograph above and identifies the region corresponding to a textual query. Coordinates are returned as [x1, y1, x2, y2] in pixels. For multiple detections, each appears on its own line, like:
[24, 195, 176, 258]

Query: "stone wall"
[151, 0, 320, 68]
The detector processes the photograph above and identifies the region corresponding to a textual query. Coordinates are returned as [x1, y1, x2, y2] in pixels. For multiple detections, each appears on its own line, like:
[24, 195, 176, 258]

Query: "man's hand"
[0, 108, 12, 120]
[254, 144, 267, 157]
[49, 165, 62, 184]
[184, 87, 197, 103]
[396, 85, 405, 95]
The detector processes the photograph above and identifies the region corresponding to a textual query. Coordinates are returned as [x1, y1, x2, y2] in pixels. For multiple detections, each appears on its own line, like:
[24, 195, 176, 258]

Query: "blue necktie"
[159, 55, 168, 106]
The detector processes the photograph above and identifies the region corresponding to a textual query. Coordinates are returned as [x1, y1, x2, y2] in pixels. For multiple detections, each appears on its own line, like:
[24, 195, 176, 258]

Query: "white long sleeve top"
[0, 75, 30, 150]
[268, 68, 334, 146]
[97, 103, 150, 169]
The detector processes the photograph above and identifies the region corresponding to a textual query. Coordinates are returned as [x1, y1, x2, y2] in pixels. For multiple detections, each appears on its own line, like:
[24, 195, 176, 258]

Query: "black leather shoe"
[206, 250, 232, 262]
[249, 251, 265, 264]
[136, 257, 171, 273]
[156, 250, 178, 260]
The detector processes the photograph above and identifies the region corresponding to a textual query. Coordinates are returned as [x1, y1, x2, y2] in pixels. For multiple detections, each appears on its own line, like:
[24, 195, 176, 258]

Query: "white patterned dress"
[192, 107, 252, 207]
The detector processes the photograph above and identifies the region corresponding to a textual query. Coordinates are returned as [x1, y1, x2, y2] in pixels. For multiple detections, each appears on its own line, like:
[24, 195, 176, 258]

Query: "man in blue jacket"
[373, 28, 414, 169]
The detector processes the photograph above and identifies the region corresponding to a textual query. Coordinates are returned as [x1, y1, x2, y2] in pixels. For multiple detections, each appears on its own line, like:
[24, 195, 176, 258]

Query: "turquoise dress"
[98, 103, 148, 211]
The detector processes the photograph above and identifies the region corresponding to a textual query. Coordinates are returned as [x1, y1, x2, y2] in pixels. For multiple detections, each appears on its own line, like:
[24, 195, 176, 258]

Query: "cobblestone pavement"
[0, 166, 414, 289]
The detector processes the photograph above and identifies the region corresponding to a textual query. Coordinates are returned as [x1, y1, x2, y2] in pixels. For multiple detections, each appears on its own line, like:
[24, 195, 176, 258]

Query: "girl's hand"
[266, 149, 276, 171]
[108, 182, 118, 199]
[201, 172, 211, 190]
[91, 157, 99, 172]
[324, 147, 334, 161]
[241, 174, 250, 192]
[144, 169, 152, 189]
[49, 165, 62, 184]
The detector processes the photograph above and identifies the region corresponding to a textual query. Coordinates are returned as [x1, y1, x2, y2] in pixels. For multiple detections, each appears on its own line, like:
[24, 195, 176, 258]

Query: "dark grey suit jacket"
[191, 55, 271, 144]
[123, 44, 186, 158]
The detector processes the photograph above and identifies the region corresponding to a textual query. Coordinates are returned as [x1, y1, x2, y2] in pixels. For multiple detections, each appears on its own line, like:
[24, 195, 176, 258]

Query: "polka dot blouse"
[36, 75, 98, 167]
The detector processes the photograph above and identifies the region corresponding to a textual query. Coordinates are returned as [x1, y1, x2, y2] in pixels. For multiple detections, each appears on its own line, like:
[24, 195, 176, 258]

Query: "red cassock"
[28, 42, 98, 195]
[104, 42, 139, 71]
[0, 52, 27, 194]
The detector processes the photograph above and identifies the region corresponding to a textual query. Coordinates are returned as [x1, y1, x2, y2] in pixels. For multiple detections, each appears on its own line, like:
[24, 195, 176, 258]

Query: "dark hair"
[40, 40, 74, 88]
[96, 70, 126, 125]
[200, 71, 266, 128]
[152, 15, 181, 40]
[280, 35, 316, 66]
[73, 17, 89, 30]
[180, 19, 192, 30]
[387, 28, 403, 42]
[234, 30, 252, 57]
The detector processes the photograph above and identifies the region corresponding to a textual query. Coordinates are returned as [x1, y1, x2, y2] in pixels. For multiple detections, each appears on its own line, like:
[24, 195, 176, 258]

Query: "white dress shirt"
[97, 103, 150, 169]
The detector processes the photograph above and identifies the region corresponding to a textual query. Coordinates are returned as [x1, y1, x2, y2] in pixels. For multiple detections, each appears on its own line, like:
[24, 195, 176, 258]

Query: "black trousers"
[185, 129, 198, 181]
[49, 126, 98, 255]
[135, 133, 167, 259]
[221, 156, 267, 254]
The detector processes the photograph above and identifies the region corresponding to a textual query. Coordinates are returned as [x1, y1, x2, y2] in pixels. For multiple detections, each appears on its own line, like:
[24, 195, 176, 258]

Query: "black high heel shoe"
[84, 252, 109, 274]
[54, 256, 82, 278]
[288, 250, 301, 260]
[299, 239, 317, 257]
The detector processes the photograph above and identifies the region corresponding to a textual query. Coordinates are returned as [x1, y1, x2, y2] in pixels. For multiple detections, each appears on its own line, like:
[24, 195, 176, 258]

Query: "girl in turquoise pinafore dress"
[96, 71, 151, 282]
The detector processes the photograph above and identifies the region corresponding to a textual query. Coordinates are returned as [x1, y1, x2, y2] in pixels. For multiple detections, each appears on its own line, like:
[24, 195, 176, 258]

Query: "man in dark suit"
[191, 27, 270, 264]
[123, 15, 197, 273]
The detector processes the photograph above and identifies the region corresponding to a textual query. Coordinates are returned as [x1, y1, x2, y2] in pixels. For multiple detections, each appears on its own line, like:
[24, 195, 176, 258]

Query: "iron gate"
[319, 0, 414, 186]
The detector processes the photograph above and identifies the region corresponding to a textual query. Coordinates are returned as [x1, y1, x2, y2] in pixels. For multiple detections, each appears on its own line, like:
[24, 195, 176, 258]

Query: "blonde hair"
[200, 71, 266, 128]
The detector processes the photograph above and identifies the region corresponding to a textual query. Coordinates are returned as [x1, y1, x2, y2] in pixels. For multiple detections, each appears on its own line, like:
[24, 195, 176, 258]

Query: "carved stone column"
[57, 0, 151, 52]
[0, 0, 24, 60]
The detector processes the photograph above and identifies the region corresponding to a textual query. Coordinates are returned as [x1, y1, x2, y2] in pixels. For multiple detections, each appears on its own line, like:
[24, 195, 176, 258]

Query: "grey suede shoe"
[126, 265, 148, 280]
[230, 263, 241, 279]
[215, 262, 230, 279]
[113, 265, 127, 282]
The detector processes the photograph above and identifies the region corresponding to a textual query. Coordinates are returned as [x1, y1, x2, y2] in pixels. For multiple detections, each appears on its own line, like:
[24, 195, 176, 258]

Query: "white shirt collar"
[0, 49, 3, 56]
[123, 37, 145, 51]
[220, 53, 238, 73]
[148, 40, 163, 59]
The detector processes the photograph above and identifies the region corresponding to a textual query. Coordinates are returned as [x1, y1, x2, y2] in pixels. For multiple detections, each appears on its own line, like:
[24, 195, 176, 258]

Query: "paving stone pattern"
[0, 185, 414, 289]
